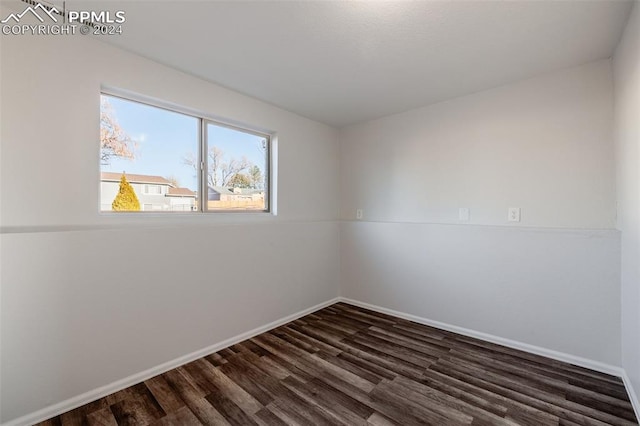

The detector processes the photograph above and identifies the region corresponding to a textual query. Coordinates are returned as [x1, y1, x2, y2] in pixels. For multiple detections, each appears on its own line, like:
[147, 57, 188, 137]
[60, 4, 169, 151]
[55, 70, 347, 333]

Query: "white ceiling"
[87, 0, 633, 127]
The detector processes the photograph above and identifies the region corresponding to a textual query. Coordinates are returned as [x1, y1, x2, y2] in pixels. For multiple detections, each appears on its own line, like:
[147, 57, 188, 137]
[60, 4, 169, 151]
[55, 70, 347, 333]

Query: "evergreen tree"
[112, 173, 140, 211]
[249, 165, 263, 189]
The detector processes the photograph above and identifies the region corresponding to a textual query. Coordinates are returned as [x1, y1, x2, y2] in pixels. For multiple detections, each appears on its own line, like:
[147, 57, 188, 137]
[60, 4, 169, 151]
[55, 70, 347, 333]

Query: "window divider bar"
[200, 118, 207, 213]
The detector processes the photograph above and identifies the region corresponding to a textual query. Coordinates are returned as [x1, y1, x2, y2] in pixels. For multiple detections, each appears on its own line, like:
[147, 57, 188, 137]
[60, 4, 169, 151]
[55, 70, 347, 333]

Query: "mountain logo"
[1, 3, 60, 24]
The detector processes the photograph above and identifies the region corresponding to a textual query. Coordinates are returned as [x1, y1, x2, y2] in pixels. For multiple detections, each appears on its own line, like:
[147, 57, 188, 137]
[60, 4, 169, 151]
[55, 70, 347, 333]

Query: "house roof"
[167, 187, 196, 197]
[101, 172, 171, 186]
[237, 188, 264, 195]
[209, 186, 235, 195]
[209, 186, 264, 195]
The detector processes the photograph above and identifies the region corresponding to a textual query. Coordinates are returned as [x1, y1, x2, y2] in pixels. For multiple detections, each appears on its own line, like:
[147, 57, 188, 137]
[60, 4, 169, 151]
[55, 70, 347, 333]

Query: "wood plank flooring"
[38, 302, 638, 425]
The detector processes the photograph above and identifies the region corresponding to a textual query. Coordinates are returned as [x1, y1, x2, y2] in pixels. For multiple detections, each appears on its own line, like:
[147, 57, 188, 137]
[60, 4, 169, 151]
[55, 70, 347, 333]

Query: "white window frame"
[142, 184, 162, 195]
[201, 120, 271, 214]
[100, 89, 273, 214]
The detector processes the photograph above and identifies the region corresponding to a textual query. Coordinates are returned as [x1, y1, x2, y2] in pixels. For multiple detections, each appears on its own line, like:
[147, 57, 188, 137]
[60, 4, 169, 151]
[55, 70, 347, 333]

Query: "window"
[143, 184, 162, 195]
[205, 122, 268, 212]
[100, 92, 271, 213]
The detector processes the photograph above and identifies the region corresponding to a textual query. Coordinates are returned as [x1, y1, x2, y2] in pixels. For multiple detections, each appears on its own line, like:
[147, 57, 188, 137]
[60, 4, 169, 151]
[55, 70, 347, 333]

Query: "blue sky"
[101, 95, 267, 191]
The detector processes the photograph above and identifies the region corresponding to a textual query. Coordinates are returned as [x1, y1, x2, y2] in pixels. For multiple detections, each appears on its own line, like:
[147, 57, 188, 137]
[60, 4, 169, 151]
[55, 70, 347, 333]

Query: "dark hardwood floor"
[38, 302, 638, 425]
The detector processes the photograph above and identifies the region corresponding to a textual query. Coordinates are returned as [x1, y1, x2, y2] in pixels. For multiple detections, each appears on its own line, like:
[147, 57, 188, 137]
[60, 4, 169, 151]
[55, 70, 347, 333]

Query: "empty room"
[1, 0, 639, 424]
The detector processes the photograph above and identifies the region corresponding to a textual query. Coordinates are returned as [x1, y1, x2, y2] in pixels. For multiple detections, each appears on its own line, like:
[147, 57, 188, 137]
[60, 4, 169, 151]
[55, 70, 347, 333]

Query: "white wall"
[340, 60, 621, 365]
[0, 23, 340, 423]
[341, 223, 620, 364]
[340, 60, 616, 229]
[613, 1, 640, 406]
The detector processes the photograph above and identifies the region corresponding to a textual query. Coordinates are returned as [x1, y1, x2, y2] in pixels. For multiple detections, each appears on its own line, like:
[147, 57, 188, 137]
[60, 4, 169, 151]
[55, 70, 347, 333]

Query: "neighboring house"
[166, 187, 198, 211]
[101, 172, 196, 211]
[208, 185, 264, 202]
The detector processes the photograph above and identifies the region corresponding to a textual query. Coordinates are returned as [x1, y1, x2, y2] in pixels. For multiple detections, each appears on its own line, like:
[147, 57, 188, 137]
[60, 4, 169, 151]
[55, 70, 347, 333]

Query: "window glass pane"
[100, 94, 199, 212]
[205, 122, 268, 211]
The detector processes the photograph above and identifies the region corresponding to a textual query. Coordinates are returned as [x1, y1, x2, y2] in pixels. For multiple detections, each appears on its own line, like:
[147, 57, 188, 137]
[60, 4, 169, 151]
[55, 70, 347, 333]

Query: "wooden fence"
[207, 200, 265, 210]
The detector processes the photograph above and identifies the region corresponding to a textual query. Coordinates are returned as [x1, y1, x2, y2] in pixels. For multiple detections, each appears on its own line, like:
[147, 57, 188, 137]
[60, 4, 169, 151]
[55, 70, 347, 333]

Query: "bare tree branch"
[100, 97, 136, 165]
[208, 146, 224, 187]
[183, 147, 254, 189]
[221, 155, 251, 186]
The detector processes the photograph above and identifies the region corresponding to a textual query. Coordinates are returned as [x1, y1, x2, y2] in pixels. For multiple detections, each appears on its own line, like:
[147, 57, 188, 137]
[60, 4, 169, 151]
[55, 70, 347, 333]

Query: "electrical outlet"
[459, 208, 470, 221]
[356, 209, 363, 220]
[508, 207, 521, 222]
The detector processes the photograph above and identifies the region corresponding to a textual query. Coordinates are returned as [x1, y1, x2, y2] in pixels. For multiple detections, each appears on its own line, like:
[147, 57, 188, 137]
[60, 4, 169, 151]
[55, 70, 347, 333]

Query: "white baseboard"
[338, 297, 624, 377]
[339, 297, 640, 423]
[3, 297, 340, 426]
[621, 370, 640, 422]
[6, 296, 639, 425]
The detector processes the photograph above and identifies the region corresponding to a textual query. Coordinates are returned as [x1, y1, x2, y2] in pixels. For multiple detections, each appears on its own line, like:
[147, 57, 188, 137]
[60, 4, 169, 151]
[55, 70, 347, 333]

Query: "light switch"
[508, 207, 521, 222]
[459, 208, 470, 221]
[356, 209, 363, 220]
